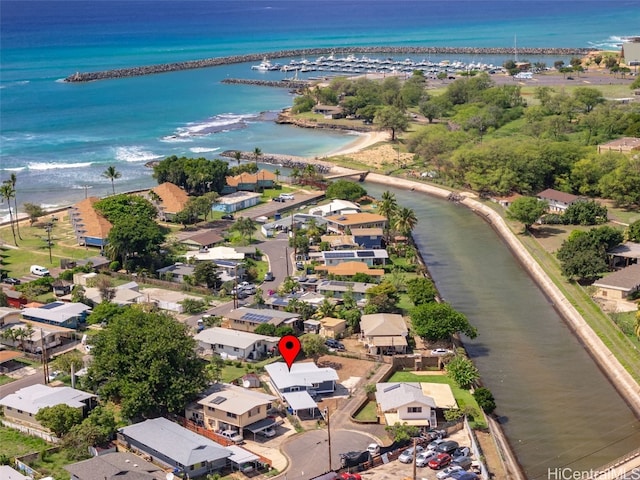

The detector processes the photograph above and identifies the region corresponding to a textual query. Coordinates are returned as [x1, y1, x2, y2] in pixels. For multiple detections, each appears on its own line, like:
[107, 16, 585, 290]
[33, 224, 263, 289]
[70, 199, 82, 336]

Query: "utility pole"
[412, 437, 417, 480]
[285, 247, 290, 278]
[325, 406, 332, 472]
[44, 222, 53, 263]
[41, 328, 49, 384]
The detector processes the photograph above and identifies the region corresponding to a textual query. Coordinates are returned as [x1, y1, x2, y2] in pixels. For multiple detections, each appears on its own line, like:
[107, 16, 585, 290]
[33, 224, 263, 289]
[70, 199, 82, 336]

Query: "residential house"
[0, 320, 75, 355]
[223, 170, 276, 194]
[65, 452, 166, 480]
[157, 262, 197, 283]
[68, 197, 112, 248]
[622, 39, 640, 66]
[21, 302, 91, 330]
[313, 104, 344, 119]
[184, 246, 246, 262]
[317, 280, 375, 302]
[536, 188, 581, 213]
[225, 307, 300, 333]
[213, 191, 261, 213]
[84, 282, 143, 306]
[194, 327, 279, 360]
[607, 242, 640, 268]
[0, 350, 24, 374]
[186, 383, 277, 436]
[321, 249, 388, 267]
[597, 136, 640, 154]
[325, 212, 387, 234]
[351, 227, 384, 249]
[265, 361, 338, 395]
[315, 261, 385, 279]
[117, 417, 231, 478]
[1, 288, 27, 309]
[265, 292, 331, 312]
[0, 307, 21, 326]
[0, 466, 31, 480]
[52, 279, 73, 297]
[0, 385, 96, 436]
[261, 214, 328, 238]
[134, 288, 202, 313]
[375, 382, 436, 428]
[592, 263, 640, 300]
[318, 317, 347, 339]
[309, 199, 360, 217]
[320, 234, 359, 250]
[360, 313, 408, 355]
[150, 182, 189, 221]
[492, 193, 523, 209]
[180, 229, 224, 250]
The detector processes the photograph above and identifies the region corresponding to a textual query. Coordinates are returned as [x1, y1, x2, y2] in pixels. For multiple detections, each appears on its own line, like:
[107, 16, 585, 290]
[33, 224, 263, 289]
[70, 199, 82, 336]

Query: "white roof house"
[118, 417, 231, 476]
[309, 199, 361, 217]
[375, 382, 437, 427]
[21, 302, 91, 329]
[197, 383, 276, 417]
[194, 327, 279, 360]
[265, 361, 338, 394]
[0, 384, 96, 415]
[185, 246, 246, 262]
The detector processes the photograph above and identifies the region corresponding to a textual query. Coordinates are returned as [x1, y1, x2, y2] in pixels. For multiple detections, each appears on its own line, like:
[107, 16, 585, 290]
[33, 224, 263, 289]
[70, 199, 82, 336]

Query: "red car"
[340, 473, 362, 480]
[428, 453, 452, 470]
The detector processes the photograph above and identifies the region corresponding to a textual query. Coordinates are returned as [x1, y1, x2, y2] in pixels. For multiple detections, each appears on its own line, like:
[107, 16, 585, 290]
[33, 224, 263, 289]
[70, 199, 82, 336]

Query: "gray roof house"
[65, 451, 166, 480]
[225, 307, 300, 333]
[194, 327, 279, 360]
[592, 263, 640, 300]
[265, 361, 338, 395]
[0, 385, 96, 438]
[21, 301, 91, 329]
[360, 313, 408, 355]
[317, 279, 376, 301]
[375, 382, 436, 428]
[118, 417, 231, 478]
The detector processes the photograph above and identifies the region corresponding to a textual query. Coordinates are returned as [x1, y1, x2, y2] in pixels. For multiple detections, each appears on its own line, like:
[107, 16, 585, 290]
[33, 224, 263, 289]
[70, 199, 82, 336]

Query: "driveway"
[281, 429, 377, 480]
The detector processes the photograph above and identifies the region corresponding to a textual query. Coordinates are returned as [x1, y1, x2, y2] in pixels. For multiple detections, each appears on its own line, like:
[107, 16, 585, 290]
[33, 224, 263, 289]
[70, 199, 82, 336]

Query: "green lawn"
[0, 375, 15, 386]
[0, 425, 51, 459]
[388, 371, 487, 429]
[354, 400, 379, 422]
[26, 448, 73, 480]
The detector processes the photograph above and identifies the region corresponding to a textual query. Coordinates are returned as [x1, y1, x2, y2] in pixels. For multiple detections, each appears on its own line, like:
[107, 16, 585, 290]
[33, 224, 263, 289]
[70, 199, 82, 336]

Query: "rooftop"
[593, 263, 640, 292]
[536, 188, 580, 204]
[314, 261, 385, 277]
[69, 196, 113, 240]
[0, 384, 96, 415]
[360, 313, 408, 337]
[325, 212, 387, 226]
[265, 361, 338, 390]
[218, 191, 262, 204]
[195, 327, 279, 349]
[375, 382, 436, 411]
[64, 451, 166, 480]
[21, 302, 91, 324]
[152, 182, 189, 214]
[197, 383, 276, 415]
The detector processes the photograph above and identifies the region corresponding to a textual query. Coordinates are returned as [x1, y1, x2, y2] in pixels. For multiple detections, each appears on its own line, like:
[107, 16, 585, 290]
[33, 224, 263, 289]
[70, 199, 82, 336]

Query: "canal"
[363, 181, 640, 479]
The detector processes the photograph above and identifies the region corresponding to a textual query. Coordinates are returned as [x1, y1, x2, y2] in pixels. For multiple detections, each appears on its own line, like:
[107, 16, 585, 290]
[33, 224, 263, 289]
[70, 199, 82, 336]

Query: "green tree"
[300, 333, 327, 363]
[563, 200, 608, 225]
[385, 422, 419, 443]
[507, 197, 548, 231]
[35, 404, 83, 437]
[207, 355, 225, 383]
[230, 217, 257, 244]
[572, 87, 604, 113]
[406, 277, 438, 305]
[0, 290, 8, 308]
[86, 302, 126, 325]
[445, 356, 480, 389]
[556, 227, 623, 282]
[375, 106, 409, 141]
[394, 207, 418, 236]
[7, 174, 22, 240]
[0, 182, 18, 245]
[254, 323, 277, 336]
[364, 281, 399, 314]
[627, 220, 640, 243]
[180, 298, 208, 314]
[194, 262, 221, 289]
[233, 150, 242, 166]
[87, 307, 206, 420]
[23, 202, 45, 226]
[411, 302, 477, 341]
[102, 165, 122, 195]
[599, 156, 640, 207]
[473, 387, 497, 414]
[106, 216, 165, 267]
[52, 350, 84, 376]
[325, 179, 367, 201]
[94, 194, 158, 225]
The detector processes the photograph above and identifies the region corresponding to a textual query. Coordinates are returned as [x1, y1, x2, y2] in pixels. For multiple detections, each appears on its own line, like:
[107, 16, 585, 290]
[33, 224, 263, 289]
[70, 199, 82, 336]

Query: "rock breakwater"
[221, 78, 309, 89]
[64, 46, 593, 82]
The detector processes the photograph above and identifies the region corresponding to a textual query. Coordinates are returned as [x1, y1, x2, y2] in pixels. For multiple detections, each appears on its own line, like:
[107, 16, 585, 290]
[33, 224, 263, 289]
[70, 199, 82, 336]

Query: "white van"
[30, 265, 50, 277]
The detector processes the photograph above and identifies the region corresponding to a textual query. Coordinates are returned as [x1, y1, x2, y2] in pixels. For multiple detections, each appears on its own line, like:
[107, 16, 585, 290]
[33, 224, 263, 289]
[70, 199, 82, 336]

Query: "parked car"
[452, 446, 470, 459]
[447, 471, 479, 480]
[279, 193, 294, 200]
[221, 214, 234, 220]
[219, 429, 244, 444]
[431, 348, 454, 356]
[428, 453, 452, 470]
[272, 196, 286, 202]
[296, 261, 305, 270]
[325, 339, 345, 351]
[30, 265, 50, 276]
[421, 429, 447, 441]
[258, 427, 276, 438]
[398, 445, 424, 464]
[435, 440, 459, 455]
[436, 465, 463, 479]
[452, 455, 473, 471]
[366, 443, 380, 456]
[264, 271, 274, 281]
[427, 438, 446, 451]
[2, 277, 20, 285]
[339, 473, 361, 480]
[415, 450, 439, 467]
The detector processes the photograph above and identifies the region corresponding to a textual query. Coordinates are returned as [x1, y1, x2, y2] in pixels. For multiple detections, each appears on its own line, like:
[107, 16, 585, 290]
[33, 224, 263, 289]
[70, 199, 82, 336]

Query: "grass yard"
[354, 400, 379, 422]
[220, 364, 249, 383]
[388, 371, 487, 429]
[0, 375, 15, 386]
[0, 425, 51, 460]
[26, 448, 73, 480]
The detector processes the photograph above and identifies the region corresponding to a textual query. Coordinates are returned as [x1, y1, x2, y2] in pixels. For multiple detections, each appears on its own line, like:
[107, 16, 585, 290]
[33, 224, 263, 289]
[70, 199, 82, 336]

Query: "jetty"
[64, 46, 593, 82]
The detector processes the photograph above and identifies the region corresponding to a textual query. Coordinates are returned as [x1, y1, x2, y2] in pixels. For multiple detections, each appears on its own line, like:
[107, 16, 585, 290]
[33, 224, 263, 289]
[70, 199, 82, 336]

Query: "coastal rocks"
[220, 150, 332, 173]
[221, 78, 309, 90]
[64, 46, 594, 83]
[276, 110, 373, 133]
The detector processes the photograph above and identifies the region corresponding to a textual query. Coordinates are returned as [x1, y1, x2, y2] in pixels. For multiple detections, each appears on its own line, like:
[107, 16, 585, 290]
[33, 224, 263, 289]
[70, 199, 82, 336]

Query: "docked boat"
[251, 58, 281, 71]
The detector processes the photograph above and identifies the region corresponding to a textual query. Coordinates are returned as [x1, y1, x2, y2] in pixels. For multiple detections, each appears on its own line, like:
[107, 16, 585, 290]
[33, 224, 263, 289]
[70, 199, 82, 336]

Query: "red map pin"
[278, 335, 301, 370]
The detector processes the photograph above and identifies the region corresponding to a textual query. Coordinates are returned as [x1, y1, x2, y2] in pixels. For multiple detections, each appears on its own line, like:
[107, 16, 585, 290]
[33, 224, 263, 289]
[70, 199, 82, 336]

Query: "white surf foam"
[189, 147, 220, 153]
[114, 146, 163, 163]
[28, 161, 93, 171]
[175, 113, 257, 137]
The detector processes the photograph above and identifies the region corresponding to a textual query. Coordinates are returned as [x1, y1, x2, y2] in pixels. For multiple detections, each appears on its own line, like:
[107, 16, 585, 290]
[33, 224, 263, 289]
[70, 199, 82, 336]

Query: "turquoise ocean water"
[1, 0, 639, 211]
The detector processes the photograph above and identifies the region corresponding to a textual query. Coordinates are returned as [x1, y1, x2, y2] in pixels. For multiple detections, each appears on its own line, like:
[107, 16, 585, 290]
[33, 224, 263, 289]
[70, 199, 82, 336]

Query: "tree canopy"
[411, 302, 477, 340]
[325, 179, 367, 201]
[406, 277, 438, 305]
[507, 197, 548, 231]
[35, 404, 83, 437]
[153, 156, 229, 195]
[556, 226, 623, 282]
[87, 307, 207, 420]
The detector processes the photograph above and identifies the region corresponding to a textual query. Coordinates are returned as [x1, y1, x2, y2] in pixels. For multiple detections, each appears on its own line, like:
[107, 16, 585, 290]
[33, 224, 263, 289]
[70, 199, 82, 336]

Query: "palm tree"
[291, 167, 301, 185]
[9, 174, 22, 240]
[253, 147, 262, 164]
[394, 207, 418, 236]
[378, 191, 399, 221]
[102, 165, 122, 195]
[274, 168, 281, 184]
[0, 182, 18, 245]
[233, 150, 242, 166]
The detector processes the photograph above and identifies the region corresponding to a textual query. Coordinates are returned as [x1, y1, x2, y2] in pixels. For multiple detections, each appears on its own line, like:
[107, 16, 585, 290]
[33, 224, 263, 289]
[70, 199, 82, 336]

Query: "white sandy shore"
[321, 131, 390, 157]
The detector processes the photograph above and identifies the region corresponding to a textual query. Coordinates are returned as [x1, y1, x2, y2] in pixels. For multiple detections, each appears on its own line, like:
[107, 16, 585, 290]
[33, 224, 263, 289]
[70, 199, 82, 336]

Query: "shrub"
[109, 261, 121, 271]
[473, 387, 497, 413]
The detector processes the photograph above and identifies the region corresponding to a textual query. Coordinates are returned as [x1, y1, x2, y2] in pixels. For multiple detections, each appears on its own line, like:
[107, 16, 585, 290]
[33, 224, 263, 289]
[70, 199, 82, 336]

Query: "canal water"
[364, 182, 640, 479]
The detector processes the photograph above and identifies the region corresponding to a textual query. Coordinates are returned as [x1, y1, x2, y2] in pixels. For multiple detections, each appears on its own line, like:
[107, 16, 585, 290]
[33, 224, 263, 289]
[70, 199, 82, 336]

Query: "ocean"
[1, 0, 639, 212]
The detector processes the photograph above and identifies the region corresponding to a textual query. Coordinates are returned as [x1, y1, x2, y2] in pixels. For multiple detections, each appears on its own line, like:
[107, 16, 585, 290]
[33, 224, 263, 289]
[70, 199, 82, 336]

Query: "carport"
[283, 391, 319, 418]
[226, 444, 261, 473]
[245, 417, 283, 441]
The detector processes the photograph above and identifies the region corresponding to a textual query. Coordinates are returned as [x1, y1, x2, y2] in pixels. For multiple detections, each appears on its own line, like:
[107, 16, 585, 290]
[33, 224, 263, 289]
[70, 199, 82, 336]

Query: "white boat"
[251, 58, 280, 71]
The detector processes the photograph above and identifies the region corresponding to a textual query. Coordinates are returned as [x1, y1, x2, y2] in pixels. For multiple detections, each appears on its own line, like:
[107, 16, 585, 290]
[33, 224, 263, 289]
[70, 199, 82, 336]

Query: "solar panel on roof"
[356, 251, 374, 257]
[325, 251, 354, 259]
[242, 313, 271, 323]
[383, 384, 401, 393]
[211, 396, 227, 404]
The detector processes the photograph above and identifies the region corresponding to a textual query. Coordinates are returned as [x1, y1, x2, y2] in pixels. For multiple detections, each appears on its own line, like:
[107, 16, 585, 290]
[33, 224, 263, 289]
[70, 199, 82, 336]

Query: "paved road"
[0, 366, 45, 398]
[281, 429, 377, 480]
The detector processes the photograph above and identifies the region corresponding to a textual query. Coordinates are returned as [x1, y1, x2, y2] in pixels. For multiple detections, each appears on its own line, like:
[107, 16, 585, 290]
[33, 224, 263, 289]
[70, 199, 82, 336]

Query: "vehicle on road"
[2, 277, 20, 285]
[30, 265, 50, 276]
[296, 261, 305, 270]
[279, 193, 294, 200]
[398, 445, 424, 464]
[431, 348, 454, 356]
[415, 450, 439, 467]
[221, 214, 234, 220]
[264, 271, 274, 281]
[428, 453, 452, 470]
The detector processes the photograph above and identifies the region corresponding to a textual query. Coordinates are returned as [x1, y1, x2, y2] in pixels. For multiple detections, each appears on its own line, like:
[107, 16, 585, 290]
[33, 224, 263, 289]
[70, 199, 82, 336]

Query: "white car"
[415, 450, 438, 467]
[279, 193, 294, 200]
[398, 445, 424, 463]
[367, 443, 380, 456]
[258, 427, 276, 438]
[427, 438, 445, 451]
[30, 265, 50, 276]
[219, 429, 244, 444]
[431, 348, 454, 356]
[436, 465, 463, 479]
